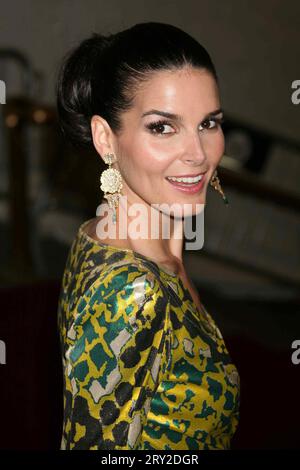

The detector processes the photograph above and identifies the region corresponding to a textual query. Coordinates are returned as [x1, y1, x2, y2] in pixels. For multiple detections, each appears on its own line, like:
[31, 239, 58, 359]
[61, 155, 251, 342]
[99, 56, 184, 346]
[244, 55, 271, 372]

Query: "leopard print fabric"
[57, 219, 240, 450]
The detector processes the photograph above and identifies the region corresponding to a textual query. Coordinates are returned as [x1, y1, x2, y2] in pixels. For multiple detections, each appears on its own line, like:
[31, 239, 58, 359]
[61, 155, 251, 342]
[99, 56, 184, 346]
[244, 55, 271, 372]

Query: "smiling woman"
[55, 21, 239, 450]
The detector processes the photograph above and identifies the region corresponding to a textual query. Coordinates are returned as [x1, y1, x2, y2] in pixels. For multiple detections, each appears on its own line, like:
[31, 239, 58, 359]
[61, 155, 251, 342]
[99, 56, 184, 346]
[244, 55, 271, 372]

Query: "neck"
[97, 193, 185, 265]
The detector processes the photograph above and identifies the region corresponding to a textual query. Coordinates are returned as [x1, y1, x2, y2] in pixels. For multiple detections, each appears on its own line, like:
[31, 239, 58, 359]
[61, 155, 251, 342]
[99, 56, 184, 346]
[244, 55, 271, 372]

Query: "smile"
[166, 174, 203, 183]
[165, 173, 207, 194]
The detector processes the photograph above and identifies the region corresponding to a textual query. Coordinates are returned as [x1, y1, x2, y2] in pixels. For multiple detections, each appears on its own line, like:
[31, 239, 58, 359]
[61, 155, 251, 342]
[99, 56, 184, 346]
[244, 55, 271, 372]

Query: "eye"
[199, 117, 224, 131]
[145, 119, 175, 135]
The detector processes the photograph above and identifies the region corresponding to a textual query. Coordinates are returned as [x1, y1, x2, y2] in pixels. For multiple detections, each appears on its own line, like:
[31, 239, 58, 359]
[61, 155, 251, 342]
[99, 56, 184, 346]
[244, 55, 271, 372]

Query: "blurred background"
[0, 0, 299, 450]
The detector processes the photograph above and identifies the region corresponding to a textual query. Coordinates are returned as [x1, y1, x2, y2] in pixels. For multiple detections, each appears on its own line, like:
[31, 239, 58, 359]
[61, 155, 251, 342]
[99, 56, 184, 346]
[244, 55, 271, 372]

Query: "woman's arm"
[60, 264, 170, 450]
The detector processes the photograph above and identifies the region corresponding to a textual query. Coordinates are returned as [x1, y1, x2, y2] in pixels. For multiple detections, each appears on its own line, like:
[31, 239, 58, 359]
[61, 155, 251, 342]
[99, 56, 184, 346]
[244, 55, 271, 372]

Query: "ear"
[90, 115, 115, 162]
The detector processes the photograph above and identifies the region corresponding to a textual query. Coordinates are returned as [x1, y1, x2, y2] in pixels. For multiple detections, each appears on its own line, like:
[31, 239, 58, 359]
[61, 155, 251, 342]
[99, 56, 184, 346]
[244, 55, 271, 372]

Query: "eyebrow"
[141, 108, 224, 122]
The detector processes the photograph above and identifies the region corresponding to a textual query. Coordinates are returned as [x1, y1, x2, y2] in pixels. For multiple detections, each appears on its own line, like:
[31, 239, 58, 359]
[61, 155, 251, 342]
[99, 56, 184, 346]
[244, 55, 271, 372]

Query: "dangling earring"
[209, 170, 229, 205]
[100, 153, 123, 224]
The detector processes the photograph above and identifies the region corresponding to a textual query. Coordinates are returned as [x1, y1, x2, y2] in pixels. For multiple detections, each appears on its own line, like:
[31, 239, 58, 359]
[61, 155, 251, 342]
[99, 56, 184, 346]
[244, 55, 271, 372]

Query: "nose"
[182, 134, 207, 165]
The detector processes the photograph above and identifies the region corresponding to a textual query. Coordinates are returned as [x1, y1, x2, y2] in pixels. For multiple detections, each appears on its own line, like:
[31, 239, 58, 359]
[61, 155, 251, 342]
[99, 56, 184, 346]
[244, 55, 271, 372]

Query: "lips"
[165, 173, 206, 194]
[166, 172, 207, 179]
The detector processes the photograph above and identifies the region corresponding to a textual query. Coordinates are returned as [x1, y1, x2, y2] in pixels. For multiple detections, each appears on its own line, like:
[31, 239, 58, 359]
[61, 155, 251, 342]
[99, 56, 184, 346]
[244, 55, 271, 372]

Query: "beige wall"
[0, 0, 299, 142]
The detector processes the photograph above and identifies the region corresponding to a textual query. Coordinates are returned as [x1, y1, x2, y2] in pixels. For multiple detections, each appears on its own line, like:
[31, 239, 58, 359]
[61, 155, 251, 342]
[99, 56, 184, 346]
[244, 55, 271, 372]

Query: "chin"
[159, 199, 206, 219]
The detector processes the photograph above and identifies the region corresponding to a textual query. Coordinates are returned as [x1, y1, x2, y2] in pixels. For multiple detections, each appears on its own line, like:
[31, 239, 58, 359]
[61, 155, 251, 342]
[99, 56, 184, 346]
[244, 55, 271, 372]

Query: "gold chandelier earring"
[100, 153, 123, 224]
[209, 170, 229, 205]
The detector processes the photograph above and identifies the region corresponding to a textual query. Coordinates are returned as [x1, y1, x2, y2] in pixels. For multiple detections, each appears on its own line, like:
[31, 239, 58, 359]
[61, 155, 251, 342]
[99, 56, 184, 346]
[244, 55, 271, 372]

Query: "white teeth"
[167, 175, 203, 183]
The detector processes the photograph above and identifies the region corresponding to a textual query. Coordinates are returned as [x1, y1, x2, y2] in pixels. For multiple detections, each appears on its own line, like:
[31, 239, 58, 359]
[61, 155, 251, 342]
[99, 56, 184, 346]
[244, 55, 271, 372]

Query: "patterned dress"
[57, 219, 240, 450]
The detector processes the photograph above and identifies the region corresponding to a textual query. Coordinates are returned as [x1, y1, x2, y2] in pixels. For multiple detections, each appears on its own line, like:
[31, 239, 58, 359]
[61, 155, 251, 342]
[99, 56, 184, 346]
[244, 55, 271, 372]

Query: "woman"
[56, 21, 240, 451]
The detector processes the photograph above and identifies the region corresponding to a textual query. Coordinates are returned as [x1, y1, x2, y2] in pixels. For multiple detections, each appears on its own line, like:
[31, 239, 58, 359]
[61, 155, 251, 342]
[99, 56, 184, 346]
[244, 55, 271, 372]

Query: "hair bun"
[55, 33, 112, 150]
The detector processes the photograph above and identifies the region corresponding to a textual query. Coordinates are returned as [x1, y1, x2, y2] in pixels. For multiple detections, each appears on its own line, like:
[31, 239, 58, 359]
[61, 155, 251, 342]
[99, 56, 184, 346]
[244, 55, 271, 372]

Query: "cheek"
[117, 147, 170, 192]
[128, 137, 176, 175]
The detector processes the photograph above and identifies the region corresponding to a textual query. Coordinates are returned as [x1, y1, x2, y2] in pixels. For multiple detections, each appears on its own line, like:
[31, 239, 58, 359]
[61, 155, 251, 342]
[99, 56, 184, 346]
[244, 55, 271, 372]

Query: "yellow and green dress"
[57, 219, 240, 450]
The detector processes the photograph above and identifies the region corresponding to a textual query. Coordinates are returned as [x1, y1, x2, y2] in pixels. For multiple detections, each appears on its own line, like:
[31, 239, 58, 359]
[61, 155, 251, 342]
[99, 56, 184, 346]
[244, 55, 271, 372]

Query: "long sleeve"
[60, 263, 171, 450]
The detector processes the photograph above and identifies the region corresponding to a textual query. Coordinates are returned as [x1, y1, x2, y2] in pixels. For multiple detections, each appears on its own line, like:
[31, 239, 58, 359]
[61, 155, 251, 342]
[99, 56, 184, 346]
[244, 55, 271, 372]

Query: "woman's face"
[112, 67, 225, 217]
